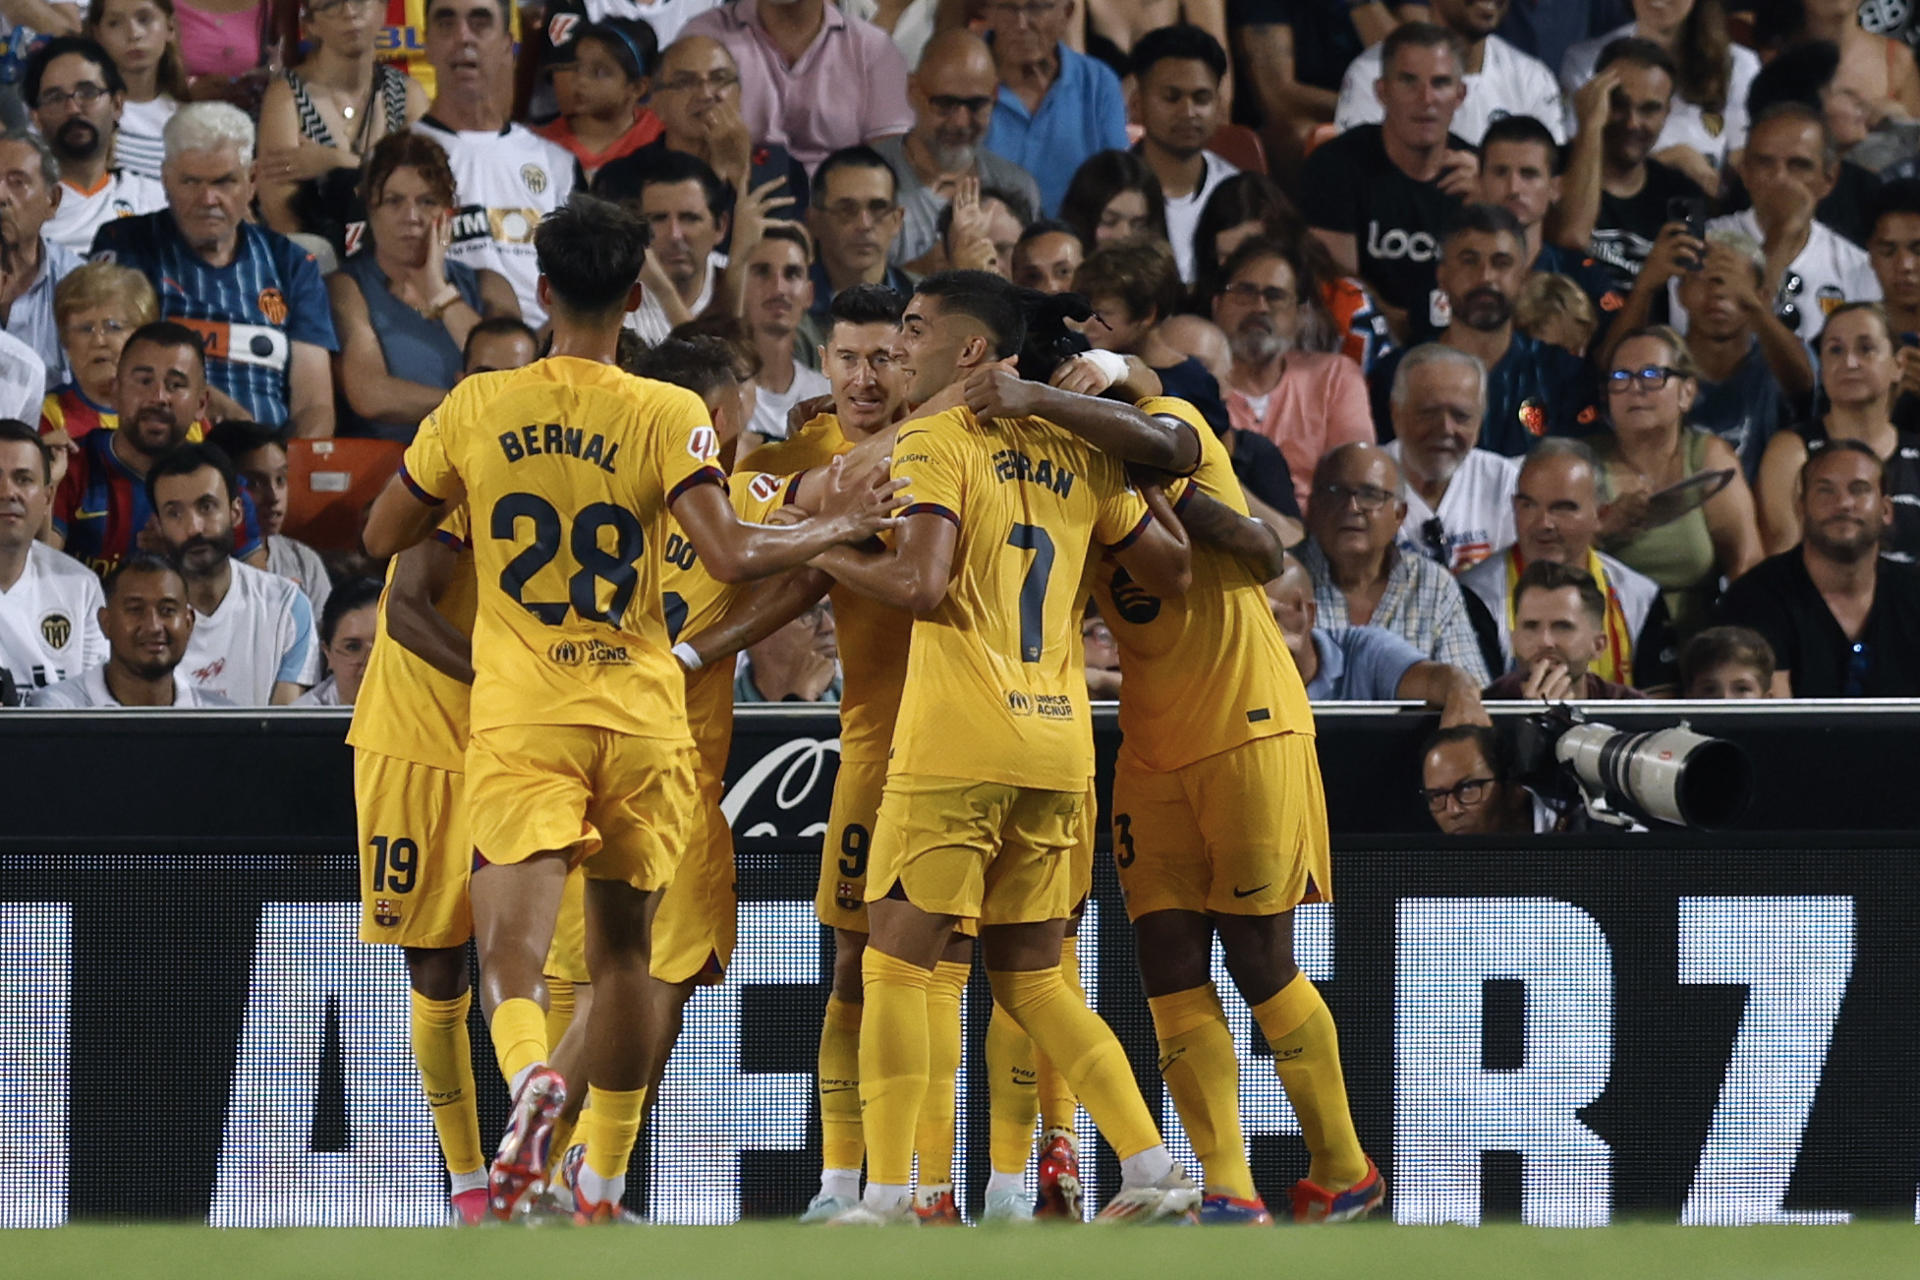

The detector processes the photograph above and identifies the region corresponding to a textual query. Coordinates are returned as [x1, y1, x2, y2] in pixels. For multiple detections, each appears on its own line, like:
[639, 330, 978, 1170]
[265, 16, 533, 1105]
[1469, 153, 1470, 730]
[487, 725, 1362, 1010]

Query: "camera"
[1514, 706, 1752, 830]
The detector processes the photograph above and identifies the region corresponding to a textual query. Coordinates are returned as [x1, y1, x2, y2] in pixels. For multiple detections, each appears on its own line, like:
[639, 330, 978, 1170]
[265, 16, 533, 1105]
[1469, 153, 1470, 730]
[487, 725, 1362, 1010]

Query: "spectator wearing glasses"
[1419, 723, 1550, 835]
[1300, 441, 1489, 682]
[1755, 302, 1920, 562]
[1483, 559, 1647, 700]
[28, 550, 233, 707]
[1680, 624, 1776, 698]
[293, 573, 379, 705]
[804, 146, 913, 341]
[875, 29, 1041, 274]
[0, 127, 84, 390]
[38, 261, 157, 453]
[1369, 204, 1597, 457]
[1382, 342, 1518, 573]
[735, 598, 840, 703]
[27, 37, 167, 257]
[1718, 440, 1920, 696]
[979, 0, 1128, 217]
[1669, 104, 1882, 359]
[1129, 24, 1237, 283]
[1593, 325, 1763, 639]
[1213, 236, 1372, 512]
[683, 0, 911, 173]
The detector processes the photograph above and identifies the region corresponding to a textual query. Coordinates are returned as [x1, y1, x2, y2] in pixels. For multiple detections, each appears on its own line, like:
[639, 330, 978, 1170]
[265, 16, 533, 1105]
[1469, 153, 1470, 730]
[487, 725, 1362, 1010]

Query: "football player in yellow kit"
[793, 271, 1204, 1224]
[363, 195, 903, 1223]
[963, 369, 1386, 1223]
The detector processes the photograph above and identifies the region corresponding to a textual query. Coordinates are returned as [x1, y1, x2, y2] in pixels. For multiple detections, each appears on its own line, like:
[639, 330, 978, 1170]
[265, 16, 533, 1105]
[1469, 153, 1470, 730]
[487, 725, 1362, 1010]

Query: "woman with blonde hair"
[1594, 324, 1764, 637]
[39, 262, 160, 474]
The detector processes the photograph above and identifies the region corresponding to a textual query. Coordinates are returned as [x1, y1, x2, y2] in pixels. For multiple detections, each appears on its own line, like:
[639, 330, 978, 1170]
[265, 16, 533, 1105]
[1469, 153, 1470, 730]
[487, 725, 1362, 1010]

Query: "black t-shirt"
[1299, 124, 1467, 318]
[1588, 158, 1707, 291]
[1716, 549, 1920, 696]
[1796, 420, 1920, 565]
[1230, 0, 1363, 93]
[1225, 427, 1300, 519]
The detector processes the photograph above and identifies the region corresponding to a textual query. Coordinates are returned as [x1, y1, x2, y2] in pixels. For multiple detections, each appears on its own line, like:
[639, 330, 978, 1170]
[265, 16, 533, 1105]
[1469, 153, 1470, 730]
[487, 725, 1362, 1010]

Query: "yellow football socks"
[544, 977, 576, 1052]
[915, 959, 970, 1189]
[818, 994, 865, 1174]
[1149, 984, 1254, 1200]
[1251, 973, 1368, 1190]
[582, 1085, 646, 1180]
[488, 996, 549, 1089]
[990, 966, 1160, 1161]
[859, 949, 933, 1187]
[1034, 935, 1083, 1137]
[985, 1002, 1039, 1174]
[410, 989, 483, 1178]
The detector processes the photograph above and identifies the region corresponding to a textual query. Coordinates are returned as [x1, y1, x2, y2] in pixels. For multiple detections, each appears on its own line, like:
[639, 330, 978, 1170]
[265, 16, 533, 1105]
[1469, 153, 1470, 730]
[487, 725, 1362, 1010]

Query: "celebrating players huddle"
[353, 193, 1384, 1229]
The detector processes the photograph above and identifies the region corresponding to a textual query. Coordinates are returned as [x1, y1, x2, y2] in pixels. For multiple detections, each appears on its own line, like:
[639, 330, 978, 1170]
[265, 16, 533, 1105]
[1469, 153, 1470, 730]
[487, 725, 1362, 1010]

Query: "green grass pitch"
[14, 1221, 1920, 1280]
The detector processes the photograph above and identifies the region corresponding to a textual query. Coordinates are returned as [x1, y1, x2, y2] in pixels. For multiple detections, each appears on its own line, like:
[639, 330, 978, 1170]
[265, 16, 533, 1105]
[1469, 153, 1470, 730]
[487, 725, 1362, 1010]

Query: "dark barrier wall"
[2, 704, 1917, 1226]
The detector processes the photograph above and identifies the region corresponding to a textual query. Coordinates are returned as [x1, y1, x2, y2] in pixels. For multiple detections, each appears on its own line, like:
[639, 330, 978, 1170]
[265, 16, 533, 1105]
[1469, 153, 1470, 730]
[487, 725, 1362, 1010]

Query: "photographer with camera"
[1420, 723, 1564, 835]
[1484, 559, 1648, 701]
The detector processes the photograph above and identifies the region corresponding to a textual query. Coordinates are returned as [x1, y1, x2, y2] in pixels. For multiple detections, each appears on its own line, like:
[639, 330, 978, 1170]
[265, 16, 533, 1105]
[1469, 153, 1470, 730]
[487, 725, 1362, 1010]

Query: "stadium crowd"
[5, 0, 1919, 718]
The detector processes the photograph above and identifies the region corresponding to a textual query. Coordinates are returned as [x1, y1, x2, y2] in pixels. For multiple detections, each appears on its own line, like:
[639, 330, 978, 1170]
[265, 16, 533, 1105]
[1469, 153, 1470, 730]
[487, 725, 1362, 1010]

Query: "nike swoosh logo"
[821, 1086, 857, 1095]
[1231, 884, 1270, 899]
[73, 508, 108, 519]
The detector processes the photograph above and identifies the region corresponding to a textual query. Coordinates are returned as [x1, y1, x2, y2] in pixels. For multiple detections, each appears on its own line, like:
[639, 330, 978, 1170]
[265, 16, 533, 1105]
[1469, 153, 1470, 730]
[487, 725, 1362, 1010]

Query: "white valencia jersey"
[1335, 34, 1567, 145]
[1384, 442, 1519, 574]
[180, 558, 322, 706]
[1673, 211, 1882, 360]
[413, 117, 578, 326]
[44, 169, 168, 257]
[30, 664, 233, 708]
[0, 542, 107, 695]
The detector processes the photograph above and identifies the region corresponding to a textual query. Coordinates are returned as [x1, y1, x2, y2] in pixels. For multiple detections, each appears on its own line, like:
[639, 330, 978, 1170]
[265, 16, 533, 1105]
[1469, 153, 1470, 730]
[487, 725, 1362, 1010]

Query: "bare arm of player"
[785, 383, 972, 511]
[811, 509, 959, 616]
[1396, 661, 1494, 726]
[385, 537, 474, 684]
[679, 567, 834, 668]
[672, 459, 905, 584]
[962, 366, 1202, 475]
[363, 470, 465, 560]
[1109, 488, 1193, 599]
[1173, 487, 1289, 581]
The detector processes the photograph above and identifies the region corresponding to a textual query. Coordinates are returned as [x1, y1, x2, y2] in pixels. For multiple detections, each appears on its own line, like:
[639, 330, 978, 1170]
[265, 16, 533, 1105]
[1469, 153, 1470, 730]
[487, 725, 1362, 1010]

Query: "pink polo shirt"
[1224, 349, 1375, 513]
[684, 0, 913, 173]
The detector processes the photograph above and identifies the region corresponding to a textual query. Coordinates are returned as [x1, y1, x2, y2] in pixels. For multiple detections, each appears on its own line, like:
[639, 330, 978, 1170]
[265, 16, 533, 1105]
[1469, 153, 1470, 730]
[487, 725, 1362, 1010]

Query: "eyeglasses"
[37, 83, 108, 111]
[823, 198, 897, 223]
[64, 317, 129, 341]
[1316, 481, 1395, 513]
[659, 70, 739, 94]
[1419, 776, 1496, 812]
[927, 94, 993, 117]
[308, 0, 378, 12]
[1221, 281, 1295, 308]
[1605, 365, 1682, 393]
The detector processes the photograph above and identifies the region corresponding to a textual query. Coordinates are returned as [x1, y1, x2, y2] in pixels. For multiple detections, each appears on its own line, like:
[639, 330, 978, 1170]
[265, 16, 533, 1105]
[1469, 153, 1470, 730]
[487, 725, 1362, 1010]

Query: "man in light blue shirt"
[979, 0, 1128, 215]
[0, 128, 81, 388]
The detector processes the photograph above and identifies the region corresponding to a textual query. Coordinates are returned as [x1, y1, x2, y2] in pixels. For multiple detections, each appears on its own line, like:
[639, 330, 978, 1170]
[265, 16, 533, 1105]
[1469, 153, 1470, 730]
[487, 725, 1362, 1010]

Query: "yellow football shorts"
[818, 757, 886, 933]
[466, 723, 695, 892]
[1112, 732, 1331, 921]
[650, 773, 736, 987]
[867, 774, 1085, 926]
[1070, 778, 1097, 911]
[354, 749, 473, 948]
[544, 864, 589, 984]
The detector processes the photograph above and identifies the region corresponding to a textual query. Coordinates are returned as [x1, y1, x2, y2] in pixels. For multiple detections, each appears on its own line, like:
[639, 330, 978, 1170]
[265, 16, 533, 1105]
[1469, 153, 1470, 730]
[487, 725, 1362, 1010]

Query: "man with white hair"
[1382, 342, 1518, 573]
[414, 0, 577, 326]
[91, 103, 338, 439]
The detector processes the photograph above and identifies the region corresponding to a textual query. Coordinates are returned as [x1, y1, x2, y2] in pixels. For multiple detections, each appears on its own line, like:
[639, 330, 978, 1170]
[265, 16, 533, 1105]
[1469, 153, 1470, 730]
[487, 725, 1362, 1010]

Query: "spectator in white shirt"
[737, 224, 828, 450]
[30, 550, 232, 707]
[146, 442, 320, 705]
[26, 36, 167, 257]
[598, 149, 729, 345]
[0, 418, 105, 701]
[206, 420, 331, 617]
[1129, 24, 1238, 283]
[1335, 0, 1567, 145]
[295, 575, 379, 706]
[1382, 341, 1519, 572]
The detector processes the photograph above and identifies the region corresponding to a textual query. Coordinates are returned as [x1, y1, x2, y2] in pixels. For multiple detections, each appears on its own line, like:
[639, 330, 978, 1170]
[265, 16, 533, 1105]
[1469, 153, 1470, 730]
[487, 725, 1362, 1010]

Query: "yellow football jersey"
[735, 413, 912, 764]
[662, 469, 789, 781]
[400, 357, 725, 739]
[1090, 397, 1312, 774]
[889, 408, 1150, 792]
[347, 505, 476, 773]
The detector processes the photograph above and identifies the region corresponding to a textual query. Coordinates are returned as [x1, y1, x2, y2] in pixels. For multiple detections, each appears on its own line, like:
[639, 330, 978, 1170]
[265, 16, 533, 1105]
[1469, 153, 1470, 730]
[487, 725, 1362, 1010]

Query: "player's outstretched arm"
[1396, 660, 1492, 726]
[672, 459, 904, 584]
[364, 470, 463, 560]
[1110, 485, 1193, 599]
[678, 567, 833, 669]
[963, 364, 1200, 475]
[385, 536, 474, 684]
[811, 510, 958, 616]
[1175, 488, 1289, 582]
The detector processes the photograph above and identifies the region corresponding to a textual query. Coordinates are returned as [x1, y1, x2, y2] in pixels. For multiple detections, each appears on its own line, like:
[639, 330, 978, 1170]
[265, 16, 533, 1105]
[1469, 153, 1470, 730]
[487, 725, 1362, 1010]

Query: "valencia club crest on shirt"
[1519, 398, 1547, 437]
[522, 164, 549, 196]
[39, 612, 70, 650]
[258, 288, 289, 325]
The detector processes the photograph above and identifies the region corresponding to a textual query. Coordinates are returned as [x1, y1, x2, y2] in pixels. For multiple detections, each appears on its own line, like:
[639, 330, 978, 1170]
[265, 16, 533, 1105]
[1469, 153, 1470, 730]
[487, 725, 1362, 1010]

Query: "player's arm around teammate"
[385, 537, 474, 684]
